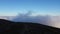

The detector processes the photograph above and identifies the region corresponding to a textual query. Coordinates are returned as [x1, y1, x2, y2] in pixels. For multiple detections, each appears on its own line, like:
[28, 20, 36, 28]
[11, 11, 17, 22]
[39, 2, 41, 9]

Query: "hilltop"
[0, 19, 60, 34]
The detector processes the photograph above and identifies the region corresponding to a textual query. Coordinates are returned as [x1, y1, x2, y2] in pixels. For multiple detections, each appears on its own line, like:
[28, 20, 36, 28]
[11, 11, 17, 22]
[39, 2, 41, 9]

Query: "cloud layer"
[11, 12, 60, 28]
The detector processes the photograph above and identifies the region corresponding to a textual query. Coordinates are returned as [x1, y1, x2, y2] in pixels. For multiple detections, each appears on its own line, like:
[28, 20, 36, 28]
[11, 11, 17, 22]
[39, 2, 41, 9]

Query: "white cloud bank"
[11, 12, 60, 28]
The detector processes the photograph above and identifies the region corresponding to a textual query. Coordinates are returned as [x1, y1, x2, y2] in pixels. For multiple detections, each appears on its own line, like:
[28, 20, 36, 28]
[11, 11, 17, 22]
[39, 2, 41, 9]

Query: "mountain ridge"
[0, 19, 60, 34]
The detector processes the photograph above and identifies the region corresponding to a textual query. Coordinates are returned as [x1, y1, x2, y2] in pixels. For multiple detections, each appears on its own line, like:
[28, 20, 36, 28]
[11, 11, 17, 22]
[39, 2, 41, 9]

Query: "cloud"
[11, 11, 60, 28]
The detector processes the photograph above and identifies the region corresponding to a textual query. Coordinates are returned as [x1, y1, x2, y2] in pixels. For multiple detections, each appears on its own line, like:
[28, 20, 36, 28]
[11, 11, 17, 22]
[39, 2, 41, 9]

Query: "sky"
[0, 0, 60, 16]
[0, 0, 60, 28]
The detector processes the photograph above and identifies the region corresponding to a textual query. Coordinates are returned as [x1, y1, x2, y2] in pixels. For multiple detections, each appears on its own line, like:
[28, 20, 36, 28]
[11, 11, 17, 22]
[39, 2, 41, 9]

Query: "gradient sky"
[0, 0, 60, 16]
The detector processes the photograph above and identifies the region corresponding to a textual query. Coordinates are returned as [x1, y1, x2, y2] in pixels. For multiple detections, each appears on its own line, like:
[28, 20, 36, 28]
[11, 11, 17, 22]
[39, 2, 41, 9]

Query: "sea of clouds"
[10, 12, 60, 28]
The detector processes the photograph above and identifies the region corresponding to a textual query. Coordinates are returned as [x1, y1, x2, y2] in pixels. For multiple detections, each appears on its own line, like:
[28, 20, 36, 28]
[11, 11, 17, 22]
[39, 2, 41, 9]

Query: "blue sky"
[0, 0, 60, 16]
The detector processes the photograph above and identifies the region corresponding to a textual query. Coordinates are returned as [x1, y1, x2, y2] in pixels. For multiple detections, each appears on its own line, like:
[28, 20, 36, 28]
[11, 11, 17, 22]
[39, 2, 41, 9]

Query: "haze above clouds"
[0, 11, 60, 28]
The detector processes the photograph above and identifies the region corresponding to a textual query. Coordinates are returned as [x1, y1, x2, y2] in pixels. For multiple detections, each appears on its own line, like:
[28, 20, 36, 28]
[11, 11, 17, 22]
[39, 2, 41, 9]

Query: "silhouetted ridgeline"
[0, 19, 60, 34]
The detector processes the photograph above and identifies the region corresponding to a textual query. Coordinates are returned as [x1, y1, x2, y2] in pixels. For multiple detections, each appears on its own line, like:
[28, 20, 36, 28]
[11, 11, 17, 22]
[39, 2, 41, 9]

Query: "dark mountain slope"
[0, 19, 60, 34]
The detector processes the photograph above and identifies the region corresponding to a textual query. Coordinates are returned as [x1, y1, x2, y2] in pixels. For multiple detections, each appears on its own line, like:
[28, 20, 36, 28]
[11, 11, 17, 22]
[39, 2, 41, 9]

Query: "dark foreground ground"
[0, 19, 60, 34]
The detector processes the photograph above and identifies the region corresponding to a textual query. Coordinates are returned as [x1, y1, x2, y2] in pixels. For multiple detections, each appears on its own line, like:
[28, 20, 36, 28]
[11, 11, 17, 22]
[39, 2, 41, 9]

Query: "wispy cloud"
[11, 12, 60, 28]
